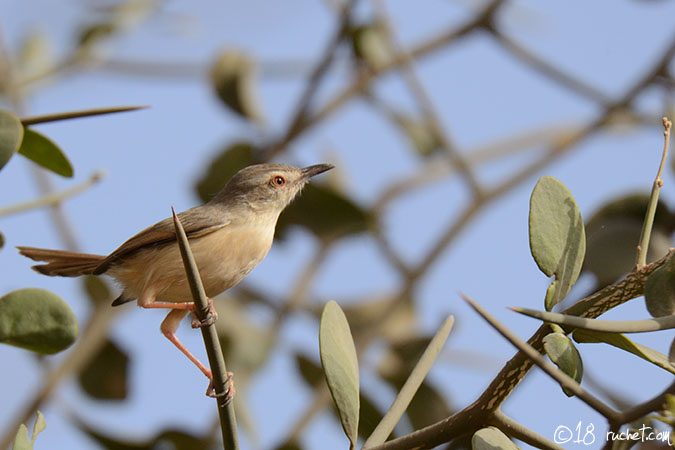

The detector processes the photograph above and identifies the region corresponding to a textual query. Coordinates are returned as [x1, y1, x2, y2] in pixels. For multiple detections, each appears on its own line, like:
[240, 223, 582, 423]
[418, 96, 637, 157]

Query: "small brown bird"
[19, 163, 333, 394]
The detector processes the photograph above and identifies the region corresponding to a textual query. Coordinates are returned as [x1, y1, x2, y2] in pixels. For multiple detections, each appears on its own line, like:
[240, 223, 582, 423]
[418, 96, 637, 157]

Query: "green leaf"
[77, 22, 117, 49]
[583, 193, 674, 287]
[79, 338, 129, 400]
[573, 329, 675, 375]
[0, 288, 78, 354]
[195, 142, 257, 203]
[543, 332, 583, 397]
[276, 183, 371, 240]
[18, 128, 73, 177]
[320, 300, 360, 449]
[12, 425, 30, 450]
[210, 49, 263, 122]
[472, 427, 520, 450]
[0, 109, 24, 171]
[529, 176, 585, 310]
[644, 254, 675, 317]
[350, 23, 394, 71]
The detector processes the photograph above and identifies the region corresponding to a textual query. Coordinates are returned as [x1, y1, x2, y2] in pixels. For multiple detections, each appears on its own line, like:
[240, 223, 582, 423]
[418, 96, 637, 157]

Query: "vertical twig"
[171, 209, 239, 450]
[635, 117, 671, 268]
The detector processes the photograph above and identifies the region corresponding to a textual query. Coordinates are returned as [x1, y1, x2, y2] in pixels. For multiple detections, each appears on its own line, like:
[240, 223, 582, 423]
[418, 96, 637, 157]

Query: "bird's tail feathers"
[17, 246, 106, 277]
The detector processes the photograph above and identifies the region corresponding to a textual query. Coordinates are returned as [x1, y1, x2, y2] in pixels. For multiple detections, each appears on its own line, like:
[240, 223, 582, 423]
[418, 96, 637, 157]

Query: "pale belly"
[107, 224, 274, 305]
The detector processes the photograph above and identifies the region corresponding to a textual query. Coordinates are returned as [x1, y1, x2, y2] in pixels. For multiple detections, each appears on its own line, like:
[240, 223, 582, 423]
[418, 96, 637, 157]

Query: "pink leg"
[163, 329, 213, 378]
[142, 299, 218, 327]
[158, 309, 233, 400]
[143, 301, 196, 311]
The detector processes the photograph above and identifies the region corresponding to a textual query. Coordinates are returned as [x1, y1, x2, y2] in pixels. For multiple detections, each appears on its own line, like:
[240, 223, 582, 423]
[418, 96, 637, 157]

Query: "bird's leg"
[141, 299, 218, 328]
[159, 309, 234, 400]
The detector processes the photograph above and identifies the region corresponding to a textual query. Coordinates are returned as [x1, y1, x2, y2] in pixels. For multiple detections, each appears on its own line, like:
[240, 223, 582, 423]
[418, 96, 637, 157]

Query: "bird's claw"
[205, 372, 235, 404]
[191, 298, 218, 329]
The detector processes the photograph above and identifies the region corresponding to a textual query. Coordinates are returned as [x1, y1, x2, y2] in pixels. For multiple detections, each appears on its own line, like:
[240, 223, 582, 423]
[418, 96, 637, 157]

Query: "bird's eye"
[272, 175, 286, 186]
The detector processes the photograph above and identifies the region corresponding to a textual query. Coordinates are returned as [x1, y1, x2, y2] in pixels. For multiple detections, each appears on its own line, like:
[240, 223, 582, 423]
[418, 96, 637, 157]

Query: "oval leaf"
[210, 49, 263, 122]
[350, 23, 394, 71]
[320, 300, 360, 449]
[543, 332, 583, 397]
[79, 338, 129, 400]
[584, 193, 674, 287]
[529, 176, 585, 310]
[276, 183, 371, 240]
[0, 109, 24, 171]
[18, 128, 73, 177]
[0, 288, 78, 354]
[644, 255, 675, 317]
[195, 142, 257, 203]
[472, 427, 520, 450]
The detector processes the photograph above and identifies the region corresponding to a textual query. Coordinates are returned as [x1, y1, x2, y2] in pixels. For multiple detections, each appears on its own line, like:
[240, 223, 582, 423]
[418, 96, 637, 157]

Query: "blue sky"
[2, 1, 675, 449]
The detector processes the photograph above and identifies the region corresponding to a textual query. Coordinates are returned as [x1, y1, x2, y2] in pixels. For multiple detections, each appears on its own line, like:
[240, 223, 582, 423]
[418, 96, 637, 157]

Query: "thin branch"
[264, 0, 358, 158]
[635, 117, 671, 268]
[171, 209, 238, 450]
[374, 0, 483, 198]
[0, 170, 105, 218]
[460, 293, 620, 421]
[491, 28, 613, 107]
[615, 381, 675, 425]
[490, 409, 567, 450]
[269, 0, 504, 153]
[20, 105, 149, 126]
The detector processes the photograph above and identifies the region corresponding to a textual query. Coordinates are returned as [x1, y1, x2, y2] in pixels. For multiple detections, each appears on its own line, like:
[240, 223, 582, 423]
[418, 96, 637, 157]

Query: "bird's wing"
[94, 207, 230, 274]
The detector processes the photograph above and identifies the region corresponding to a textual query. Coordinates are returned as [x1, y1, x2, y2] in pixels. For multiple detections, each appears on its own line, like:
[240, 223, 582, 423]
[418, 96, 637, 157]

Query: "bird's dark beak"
[300, 163, 334, 180]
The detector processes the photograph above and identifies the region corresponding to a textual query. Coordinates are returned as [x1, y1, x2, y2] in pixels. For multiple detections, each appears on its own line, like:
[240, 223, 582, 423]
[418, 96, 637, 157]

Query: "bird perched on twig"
[18, 163, 333, 396]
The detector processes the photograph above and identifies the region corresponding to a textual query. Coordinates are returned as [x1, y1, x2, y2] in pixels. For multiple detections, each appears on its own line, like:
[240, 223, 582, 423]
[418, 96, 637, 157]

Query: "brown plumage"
[17, 247, 104, 277]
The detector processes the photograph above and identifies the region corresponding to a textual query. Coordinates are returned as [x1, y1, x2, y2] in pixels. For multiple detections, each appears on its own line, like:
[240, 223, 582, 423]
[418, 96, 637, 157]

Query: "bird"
[18, 163, 334, 396]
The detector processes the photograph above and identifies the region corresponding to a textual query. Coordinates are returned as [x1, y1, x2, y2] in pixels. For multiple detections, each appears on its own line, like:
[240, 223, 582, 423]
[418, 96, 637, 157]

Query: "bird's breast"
[189, 222, 275, 296]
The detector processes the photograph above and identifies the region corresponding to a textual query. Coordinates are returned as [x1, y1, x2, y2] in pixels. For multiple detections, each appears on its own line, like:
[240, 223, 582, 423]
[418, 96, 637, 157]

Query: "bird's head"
[211, 163, 334, 215]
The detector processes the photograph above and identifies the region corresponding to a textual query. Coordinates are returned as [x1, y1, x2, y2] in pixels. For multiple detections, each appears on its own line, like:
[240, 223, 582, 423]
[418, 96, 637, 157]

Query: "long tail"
[17, 246, 106, 277]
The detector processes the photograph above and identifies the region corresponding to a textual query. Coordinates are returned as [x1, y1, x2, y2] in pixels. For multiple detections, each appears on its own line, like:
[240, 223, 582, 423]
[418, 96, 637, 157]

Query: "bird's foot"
[191, 297, 218, 328]
[206, 371, 235, 403]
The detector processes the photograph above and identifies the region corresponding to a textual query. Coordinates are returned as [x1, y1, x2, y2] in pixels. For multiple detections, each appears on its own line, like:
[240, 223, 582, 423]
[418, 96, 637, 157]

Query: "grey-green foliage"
[319, 300, 360, 450]
[543, 329, 583, 397]
[472, 426, 520, 450]
[0, 288, 78, 354]
[18, 128, 73, 177]
[529, 176, 586, 310]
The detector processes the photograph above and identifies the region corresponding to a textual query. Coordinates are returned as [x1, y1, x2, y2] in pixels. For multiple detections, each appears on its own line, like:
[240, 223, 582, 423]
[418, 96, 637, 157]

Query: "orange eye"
[273, 176, 285, 186]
